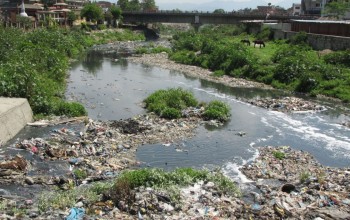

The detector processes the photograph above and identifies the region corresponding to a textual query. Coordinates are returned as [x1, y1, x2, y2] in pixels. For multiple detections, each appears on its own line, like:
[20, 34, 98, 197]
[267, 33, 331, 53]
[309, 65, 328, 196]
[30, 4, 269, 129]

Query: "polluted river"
[1, 44, 350, 219]
[66, 49, 350, 174]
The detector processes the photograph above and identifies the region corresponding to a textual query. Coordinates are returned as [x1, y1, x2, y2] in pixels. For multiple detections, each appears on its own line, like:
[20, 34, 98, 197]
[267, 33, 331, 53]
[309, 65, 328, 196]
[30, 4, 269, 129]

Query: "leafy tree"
[80, 3, 104, 23]
[117, 0, 129, 11]
[67, 11, 77, 27]
[118, 0, 142, 11]
[110, 5, 122, 20]
[129, 0, 141, 11]
[324, 1, 350, 18]
[213, 9, 225, 13]
[141, 0, 157, 11]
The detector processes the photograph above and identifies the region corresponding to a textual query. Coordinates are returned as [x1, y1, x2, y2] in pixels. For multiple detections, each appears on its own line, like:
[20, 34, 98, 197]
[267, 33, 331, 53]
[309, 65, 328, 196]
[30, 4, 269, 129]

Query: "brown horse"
[253, 40, 265, 48]
[240, 39, 250, 46]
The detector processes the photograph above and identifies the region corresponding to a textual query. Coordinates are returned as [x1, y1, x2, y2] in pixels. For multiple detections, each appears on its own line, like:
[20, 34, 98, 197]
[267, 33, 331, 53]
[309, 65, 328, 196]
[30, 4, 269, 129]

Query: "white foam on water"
[269, 110, 350, 158]
[223, 148, 259, 184]
[261, 116, 282, 136]
[248, 111, 256, 116]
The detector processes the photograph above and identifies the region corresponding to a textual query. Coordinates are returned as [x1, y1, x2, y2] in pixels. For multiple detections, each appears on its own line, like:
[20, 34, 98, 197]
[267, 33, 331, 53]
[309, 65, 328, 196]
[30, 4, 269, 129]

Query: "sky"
[111, 0, 301, 11]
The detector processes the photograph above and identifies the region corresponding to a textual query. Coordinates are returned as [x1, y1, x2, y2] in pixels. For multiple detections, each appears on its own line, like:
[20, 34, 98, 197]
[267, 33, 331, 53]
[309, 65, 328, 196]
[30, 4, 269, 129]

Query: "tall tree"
[81, 3, 104, 23]
[67, 11, 77, 27]
[324, 1, 350, 19]
[142, 0, 157, 11]
[129, 0, 141, 11]
[117, 0, 129, 11]
[110, 5, 122, 20]
[213, 9, 225, 13]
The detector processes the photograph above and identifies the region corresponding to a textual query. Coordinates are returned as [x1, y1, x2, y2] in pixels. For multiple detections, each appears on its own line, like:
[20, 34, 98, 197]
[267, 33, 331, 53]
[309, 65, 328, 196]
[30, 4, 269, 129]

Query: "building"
[292, 3, 301, 16]
[291, 20, 350, 37]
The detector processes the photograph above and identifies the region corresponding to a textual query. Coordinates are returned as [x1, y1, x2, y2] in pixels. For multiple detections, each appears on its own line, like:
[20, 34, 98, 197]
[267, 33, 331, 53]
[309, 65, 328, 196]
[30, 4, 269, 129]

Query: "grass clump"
[202, 100, 231, 122]
[272, 150, 285, 160]
[299, 171, 311, 183]
[38, 181, 114, 213]
[73, 169, 88, 180]
[144, 88, 198, 119]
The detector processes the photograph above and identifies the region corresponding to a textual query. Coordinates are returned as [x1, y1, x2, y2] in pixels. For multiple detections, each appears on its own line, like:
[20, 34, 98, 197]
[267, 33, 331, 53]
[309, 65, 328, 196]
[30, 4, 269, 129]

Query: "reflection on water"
[66, 51, 350, 174]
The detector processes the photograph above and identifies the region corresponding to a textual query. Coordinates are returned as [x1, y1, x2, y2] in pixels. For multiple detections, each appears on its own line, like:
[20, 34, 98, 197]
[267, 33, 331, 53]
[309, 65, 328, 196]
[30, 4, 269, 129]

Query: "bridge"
[122, 11, 316, 25]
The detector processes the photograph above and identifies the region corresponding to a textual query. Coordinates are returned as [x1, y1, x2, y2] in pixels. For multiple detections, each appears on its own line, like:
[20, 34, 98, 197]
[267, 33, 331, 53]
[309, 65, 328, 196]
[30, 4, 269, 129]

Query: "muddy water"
[66, 51, 350, 181]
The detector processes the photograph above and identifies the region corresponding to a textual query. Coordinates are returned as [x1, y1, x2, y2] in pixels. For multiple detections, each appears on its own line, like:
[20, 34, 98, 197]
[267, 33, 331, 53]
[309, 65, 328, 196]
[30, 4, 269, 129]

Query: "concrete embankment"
[0, 97, 33, 145]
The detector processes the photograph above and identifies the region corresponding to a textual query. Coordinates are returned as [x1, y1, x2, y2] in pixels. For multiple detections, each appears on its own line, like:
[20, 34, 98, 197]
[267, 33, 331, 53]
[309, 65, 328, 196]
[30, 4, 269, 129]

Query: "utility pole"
[321, 0, 327, 17]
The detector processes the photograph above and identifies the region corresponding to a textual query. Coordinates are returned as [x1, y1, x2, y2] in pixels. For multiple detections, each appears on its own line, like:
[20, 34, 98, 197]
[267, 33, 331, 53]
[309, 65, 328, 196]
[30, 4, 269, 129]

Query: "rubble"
[239, 146, 350, 219]
[0, 113, 201, 187]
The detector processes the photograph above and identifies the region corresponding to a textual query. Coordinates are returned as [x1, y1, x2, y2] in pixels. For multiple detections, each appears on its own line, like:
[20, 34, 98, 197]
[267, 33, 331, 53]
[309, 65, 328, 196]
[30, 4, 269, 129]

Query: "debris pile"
[240, 146, 350, 219]
[0, 155, 27, 183]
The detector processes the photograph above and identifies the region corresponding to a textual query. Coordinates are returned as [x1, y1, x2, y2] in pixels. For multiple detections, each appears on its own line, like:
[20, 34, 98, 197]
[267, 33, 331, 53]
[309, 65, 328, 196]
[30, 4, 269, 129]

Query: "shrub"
[323, 50, 350, 67]
[144, 88, 198, 119]
[97, 24, 107, 30]
[135, 46, 148, 54]
[161, 107, 181, 119]
[255, 27, 273, 41]
[151, 46, 171, 54]
[212, 70, 225, 77]
[53, 101, 87, 117]
[73, 169, 88, 179]
[203, 100, 231, 122]
[289, 31, 308, 45]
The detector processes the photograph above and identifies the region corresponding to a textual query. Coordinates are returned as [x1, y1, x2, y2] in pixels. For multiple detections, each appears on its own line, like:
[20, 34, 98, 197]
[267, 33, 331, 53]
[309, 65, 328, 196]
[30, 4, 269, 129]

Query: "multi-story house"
[292, 3, 301, 15]
[301, 0, 328, 15]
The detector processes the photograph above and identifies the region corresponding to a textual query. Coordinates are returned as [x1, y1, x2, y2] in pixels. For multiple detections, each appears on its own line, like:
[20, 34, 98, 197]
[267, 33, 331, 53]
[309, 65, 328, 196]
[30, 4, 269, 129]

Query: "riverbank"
[128, 53, 332, 114]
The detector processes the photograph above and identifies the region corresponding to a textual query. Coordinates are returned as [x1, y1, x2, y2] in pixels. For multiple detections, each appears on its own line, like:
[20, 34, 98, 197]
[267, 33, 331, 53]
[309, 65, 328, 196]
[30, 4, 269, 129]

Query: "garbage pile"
[0, 155, 27, 184]
[240, 146, 350, 219]
[0, 113, 201, 187]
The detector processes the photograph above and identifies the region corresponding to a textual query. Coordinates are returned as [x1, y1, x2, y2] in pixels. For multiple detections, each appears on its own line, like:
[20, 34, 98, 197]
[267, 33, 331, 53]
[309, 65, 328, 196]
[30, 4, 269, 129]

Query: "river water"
[66, 50, 350, 182]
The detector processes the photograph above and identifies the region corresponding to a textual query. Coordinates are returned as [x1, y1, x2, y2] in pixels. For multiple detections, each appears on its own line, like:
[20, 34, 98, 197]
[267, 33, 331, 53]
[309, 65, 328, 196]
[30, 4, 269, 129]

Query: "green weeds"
[144, 88, 198, 119]
[169, 26, 350, 102]
[144, 88, 231, 121]
[202, 100, 231, 122]
[272, 150, 285, 160]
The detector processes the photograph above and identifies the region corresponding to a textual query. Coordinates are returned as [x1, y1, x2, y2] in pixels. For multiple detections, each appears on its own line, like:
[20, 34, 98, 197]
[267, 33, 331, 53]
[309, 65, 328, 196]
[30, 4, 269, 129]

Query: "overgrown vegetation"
[0, 26, 145, 117]
[144, 88, 231, 121]
[144, 88, 198, 119]
[202, 100, 231, 122]
[0, 27, 91, 116]
[168, 26, 350, 102]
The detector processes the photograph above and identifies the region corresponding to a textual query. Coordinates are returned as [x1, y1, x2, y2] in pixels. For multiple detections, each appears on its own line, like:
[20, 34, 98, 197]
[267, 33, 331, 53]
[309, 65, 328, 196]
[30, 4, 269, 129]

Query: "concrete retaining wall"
[274, 30, 350, 51]
[0, 97, 33, 145]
